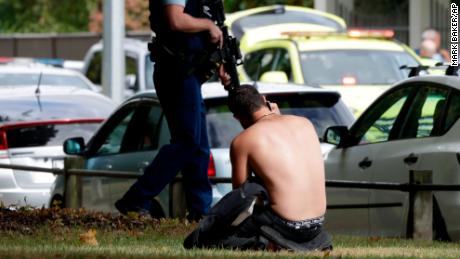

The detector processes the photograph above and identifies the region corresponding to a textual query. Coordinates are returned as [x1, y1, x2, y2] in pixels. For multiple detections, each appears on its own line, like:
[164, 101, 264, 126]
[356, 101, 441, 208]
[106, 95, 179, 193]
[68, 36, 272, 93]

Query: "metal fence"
[0, 159, 459, 240]
[0, 31, 151, 60]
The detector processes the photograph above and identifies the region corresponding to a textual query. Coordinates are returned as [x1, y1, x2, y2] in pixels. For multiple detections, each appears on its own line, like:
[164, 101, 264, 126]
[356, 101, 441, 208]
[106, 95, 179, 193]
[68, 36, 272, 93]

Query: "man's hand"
[267, 101, 281, 115]
[208, 21, 223, 48]
[218, 65, 231, 88]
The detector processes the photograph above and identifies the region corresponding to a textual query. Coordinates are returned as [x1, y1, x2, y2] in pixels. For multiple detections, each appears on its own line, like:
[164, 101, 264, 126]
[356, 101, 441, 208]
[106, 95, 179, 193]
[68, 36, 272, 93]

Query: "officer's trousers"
[121, 63, 212, 216]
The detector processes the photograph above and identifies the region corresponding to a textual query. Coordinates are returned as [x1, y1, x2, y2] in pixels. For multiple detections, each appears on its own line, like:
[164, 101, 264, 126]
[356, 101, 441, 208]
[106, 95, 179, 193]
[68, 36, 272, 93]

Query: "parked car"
[323, 74, 460, 240]
[82, 38, 153, 98]
[240, 29, 423, 116]
[50, 82, 354, 217]
[0, 86, 115, 208]
[0, 64, 101, 92]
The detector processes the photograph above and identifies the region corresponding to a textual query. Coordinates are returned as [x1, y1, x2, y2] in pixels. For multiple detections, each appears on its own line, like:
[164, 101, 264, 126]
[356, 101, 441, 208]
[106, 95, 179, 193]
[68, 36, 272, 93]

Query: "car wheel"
[150, 199, 165, 219]
[433, 196, 451, 241]
[50, 195, 64, 209]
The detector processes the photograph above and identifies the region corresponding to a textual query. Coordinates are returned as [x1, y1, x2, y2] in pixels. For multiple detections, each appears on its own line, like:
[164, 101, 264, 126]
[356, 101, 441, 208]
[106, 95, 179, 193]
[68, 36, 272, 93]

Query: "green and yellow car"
[239, 30, 423, 116]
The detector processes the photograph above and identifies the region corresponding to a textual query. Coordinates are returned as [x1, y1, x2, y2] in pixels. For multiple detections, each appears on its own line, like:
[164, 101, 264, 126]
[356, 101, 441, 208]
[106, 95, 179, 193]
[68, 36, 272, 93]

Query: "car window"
[85, 51, 139, 90]
[244, 48, 292, 81]
[86, 52, 102, 85]
[444, 90, 460, 132]
[96, 108, 135, 155]
[205, 93, 353, 148]
[353, 87, 413, 145]
[145, 55, 155, 89]
[94, 103, 163, 155]
[273, 49, 292, 81]
[6, 123, 100, 148]
[139, 104, 163, 150]
[300, 50, 419, 85]
[400, 86, 449, 138]
[126, 55, 138, 90]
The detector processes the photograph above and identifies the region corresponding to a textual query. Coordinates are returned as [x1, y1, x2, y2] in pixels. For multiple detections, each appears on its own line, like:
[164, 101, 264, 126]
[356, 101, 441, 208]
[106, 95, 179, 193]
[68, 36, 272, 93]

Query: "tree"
[0, 0, 97, 33]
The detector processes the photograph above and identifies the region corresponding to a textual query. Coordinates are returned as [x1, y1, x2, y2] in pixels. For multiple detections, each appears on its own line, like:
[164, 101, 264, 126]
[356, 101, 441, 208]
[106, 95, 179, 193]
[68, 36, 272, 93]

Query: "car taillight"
[207, 153, 216, 177]
[0, 129, 8, 158]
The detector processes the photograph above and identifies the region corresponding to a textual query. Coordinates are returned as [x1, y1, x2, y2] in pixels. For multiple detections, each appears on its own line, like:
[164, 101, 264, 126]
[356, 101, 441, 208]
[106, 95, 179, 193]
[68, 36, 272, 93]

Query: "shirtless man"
[229, 85, 326, 222]
[227, 84, 327, 244]
[184, 84, 329, 250]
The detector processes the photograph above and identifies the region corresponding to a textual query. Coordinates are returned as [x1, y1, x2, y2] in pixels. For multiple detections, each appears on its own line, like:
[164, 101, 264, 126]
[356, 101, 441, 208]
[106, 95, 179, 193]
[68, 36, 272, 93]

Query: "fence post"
[63, 156, 84, 209]
[169, 178, 186, 218]
[408, 170, 433, 240]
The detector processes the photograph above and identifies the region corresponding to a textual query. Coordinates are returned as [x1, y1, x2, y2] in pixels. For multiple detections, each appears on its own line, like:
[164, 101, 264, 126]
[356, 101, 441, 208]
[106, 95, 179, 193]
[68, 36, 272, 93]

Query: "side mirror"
[259, 71, 289, 84]
[125, 74, 138, 91]
[63, 137, 86, 155]
[324, 126, 349, 147]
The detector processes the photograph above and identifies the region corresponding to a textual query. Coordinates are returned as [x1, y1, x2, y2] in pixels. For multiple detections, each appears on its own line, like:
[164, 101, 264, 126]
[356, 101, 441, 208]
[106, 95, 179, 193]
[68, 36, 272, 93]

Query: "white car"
[82, 38, 154, 97]
[0, 86, 115, 208]
[0, 64, 101, 92]
[323, 75, 460, 241]
[50, 82, 354, 217]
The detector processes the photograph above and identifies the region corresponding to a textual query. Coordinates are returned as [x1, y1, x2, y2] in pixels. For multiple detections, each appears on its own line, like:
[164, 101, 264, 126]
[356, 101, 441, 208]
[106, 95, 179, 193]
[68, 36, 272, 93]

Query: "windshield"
[0, 73, 92, 89]
[300, 50, 419, 86]
[205, 92, 354, 148]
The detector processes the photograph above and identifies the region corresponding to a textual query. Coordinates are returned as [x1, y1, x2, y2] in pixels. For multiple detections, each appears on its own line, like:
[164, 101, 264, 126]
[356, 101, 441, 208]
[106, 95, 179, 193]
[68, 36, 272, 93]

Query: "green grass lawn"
[1, 208, 460, 258]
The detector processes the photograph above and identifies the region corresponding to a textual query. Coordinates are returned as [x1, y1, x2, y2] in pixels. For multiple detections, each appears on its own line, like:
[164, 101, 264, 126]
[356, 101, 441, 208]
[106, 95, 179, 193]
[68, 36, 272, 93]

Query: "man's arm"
[163, 4, 223, 46]
[230, 138, 249, 189]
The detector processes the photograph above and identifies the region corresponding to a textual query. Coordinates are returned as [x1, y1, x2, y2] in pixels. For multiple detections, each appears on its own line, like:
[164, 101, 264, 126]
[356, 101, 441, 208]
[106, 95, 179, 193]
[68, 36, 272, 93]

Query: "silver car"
[51, 82, 354, 216]
[0, 85, 115, 208]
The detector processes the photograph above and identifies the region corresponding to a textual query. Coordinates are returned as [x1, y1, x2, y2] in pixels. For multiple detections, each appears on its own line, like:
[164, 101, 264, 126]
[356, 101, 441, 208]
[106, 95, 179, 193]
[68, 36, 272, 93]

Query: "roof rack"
[399, 65, 429, 77]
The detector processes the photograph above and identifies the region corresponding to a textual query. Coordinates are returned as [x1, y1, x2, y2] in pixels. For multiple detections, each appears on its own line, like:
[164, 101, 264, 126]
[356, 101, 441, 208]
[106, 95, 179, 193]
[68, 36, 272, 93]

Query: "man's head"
[420, 39, 437, 58]
[422, 29, 441, 49]
[228, 84, 267, 128]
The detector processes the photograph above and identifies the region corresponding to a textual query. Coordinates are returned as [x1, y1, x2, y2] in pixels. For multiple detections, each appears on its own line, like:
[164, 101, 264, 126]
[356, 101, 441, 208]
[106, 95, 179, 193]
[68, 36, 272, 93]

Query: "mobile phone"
[266, 101, 272, 111]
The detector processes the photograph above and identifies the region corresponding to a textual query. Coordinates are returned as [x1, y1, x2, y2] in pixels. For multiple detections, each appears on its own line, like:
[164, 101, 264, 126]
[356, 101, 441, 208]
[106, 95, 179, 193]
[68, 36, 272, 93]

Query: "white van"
[82, 38, 154, 98]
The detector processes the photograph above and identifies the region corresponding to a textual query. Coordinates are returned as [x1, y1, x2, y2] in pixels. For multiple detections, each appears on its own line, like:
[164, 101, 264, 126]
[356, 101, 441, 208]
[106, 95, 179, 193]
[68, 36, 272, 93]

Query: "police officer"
[115, 0, 230, 220]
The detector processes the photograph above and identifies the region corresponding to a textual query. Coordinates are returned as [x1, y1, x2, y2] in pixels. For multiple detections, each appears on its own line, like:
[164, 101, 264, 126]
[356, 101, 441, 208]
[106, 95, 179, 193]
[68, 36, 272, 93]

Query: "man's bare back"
[230, 113, 326, 221]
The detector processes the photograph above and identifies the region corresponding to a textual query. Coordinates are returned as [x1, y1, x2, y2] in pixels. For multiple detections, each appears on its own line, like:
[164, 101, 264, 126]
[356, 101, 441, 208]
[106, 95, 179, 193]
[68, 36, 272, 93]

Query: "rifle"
[201, 0, 243, 90]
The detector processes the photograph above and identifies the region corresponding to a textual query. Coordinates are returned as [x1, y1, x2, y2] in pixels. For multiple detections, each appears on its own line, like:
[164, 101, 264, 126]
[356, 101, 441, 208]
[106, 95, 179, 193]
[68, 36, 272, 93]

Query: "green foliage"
[0, 0, 97, 33]
[225, 0, 314, 13]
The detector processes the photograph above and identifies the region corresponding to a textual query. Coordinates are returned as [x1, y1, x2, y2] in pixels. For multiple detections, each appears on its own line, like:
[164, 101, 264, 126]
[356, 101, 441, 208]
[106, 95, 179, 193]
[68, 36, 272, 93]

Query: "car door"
[368, 84, 449, 237]
[80, 103, 138, 212]
[106, 101, 165, 213]
[325, 86, 415, 236]
[82, 100, 164, 213]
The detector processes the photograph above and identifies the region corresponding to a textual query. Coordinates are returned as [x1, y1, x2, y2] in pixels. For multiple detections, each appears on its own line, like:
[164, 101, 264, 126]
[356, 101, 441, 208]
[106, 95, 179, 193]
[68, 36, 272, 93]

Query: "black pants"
[184, 180, 328, 250]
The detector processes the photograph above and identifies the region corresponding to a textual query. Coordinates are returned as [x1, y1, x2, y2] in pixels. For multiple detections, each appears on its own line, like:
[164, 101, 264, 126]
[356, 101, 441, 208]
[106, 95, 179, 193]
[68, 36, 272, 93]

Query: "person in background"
[421, 29, 450, 63]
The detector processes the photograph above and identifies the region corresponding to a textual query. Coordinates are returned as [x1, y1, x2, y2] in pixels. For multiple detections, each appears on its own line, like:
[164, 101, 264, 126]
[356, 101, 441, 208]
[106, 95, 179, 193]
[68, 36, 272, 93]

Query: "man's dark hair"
[228, 84, 264, 119]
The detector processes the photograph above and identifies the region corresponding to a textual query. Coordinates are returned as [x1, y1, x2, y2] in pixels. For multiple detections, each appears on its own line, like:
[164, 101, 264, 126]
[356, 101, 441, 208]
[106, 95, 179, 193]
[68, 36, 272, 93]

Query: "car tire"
[50, 195, 64, 209]
[150, 199, 165, 219]
[433, 196, 451, 241]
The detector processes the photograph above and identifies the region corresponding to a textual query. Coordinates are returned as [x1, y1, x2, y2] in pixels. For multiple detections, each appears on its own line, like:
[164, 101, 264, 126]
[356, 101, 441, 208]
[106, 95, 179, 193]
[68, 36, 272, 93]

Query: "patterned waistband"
[276, 215, 325, 230]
